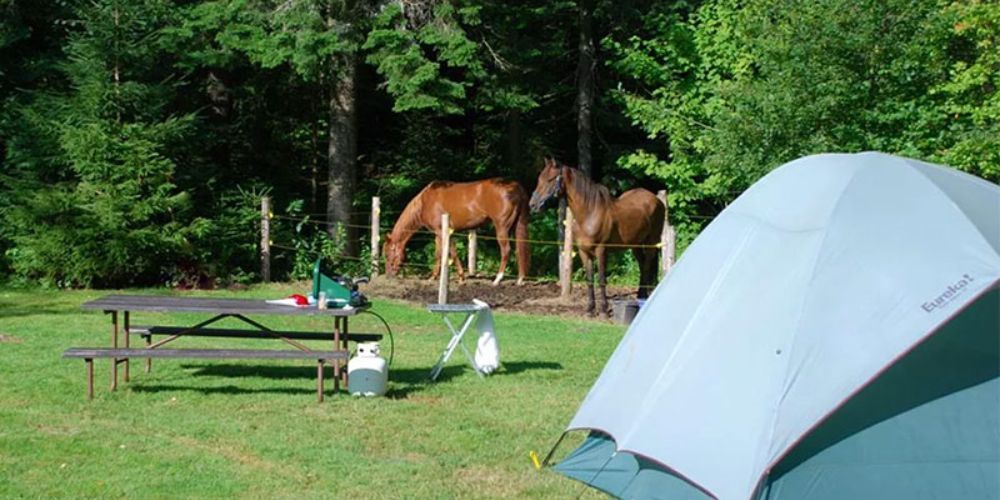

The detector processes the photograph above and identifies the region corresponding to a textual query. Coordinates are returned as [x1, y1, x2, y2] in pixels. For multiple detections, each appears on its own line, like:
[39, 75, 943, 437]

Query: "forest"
[0, 0, 997, 287]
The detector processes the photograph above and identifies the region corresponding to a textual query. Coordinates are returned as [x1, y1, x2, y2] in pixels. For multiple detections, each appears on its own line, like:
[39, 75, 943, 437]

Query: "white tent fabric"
[563, 152, 1000, 499]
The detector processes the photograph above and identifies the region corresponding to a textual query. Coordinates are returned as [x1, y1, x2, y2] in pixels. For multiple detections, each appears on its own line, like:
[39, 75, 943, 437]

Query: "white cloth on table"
[472, 299, 500, 374]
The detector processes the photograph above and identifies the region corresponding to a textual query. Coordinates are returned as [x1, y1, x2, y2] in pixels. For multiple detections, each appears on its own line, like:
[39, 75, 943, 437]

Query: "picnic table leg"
[145, 331, 152, 373]
[342, 317, 350, 389]
[317, 360, 325, 403]
[86, 358, 94, 400]
[110, 311, 118, 391]
[123, 311, 130, 382]
[332, 317, 341, 393]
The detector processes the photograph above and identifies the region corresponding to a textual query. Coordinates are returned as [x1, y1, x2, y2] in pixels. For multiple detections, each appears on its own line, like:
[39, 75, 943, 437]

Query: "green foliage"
[2, 0, 997, 287]
[364, 3, 476, 114]
[931, 1, 1000, 180]
[283, 200, 366, 280]
[3, 0, 201, 287]
[608, 0, 1000, 251]
[178, 0, 353, 81]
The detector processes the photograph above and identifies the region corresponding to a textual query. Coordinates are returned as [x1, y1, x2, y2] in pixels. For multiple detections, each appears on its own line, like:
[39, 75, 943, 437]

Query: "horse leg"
[450, 240, 465, 283]
[514, 209, 530, 286]
[597, 246, 610, 317]
[643, 246, 659, 297]
[492, 227, 511, 286]
[634, 247, 654, 299]
[580, 252, 596, 316]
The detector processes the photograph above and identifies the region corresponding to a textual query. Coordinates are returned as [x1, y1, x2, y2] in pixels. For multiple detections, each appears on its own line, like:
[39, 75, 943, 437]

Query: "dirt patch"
[360, 276, 637, 319]
[0, 334, 22, 343]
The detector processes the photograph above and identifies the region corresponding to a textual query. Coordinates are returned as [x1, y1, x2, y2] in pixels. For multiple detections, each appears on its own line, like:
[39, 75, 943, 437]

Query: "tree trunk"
[505, 109, 524, 176]
[576, 0, 595, 178]
[327, 53, 359, 256]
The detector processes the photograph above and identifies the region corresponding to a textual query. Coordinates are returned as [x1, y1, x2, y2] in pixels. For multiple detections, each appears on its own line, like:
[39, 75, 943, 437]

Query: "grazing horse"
[383, 178, 531, 285]
[529, 158, 664, 316]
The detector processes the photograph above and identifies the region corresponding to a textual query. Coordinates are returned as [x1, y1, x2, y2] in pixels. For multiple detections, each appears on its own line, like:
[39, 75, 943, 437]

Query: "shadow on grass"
[0, 301, 78, 319]
[385, 361, 564, 399]
[129, 384, 316, 396]
[184, 364, 317, 379]
[168, 360, 564, 399]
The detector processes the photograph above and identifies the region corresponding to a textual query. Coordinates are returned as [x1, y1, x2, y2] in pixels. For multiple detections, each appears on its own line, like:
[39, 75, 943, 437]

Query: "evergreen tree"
[4, 0, 199, 286]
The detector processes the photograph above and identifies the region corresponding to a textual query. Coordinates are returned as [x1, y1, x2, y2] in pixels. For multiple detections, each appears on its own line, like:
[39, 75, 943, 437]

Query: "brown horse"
[530, 158, 664, 316]
[384, 178, 531, 285]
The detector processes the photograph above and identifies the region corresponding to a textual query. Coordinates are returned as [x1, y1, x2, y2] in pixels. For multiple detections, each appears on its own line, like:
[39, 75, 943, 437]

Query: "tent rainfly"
[550, 152, 1000, 499]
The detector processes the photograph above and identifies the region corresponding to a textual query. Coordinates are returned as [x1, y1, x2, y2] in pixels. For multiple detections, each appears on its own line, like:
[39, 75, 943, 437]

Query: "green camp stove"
[311, 259, 368, 308]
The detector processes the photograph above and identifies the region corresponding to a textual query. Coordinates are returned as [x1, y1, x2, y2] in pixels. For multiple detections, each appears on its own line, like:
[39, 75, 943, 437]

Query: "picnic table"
[68, 294, 378, 402]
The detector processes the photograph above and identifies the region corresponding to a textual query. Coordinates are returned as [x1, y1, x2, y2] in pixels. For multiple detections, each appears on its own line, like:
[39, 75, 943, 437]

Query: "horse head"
[383, 235, 405, 277]
[529, 157, 564, 213]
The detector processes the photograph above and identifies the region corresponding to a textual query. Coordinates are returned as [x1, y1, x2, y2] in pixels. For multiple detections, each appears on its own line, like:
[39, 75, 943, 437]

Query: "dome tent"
[550, 153, 1000, 499]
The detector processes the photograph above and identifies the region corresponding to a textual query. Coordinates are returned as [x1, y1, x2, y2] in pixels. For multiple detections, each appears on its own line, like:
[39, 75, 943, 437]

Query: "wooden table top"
[82, 294, 366, 317]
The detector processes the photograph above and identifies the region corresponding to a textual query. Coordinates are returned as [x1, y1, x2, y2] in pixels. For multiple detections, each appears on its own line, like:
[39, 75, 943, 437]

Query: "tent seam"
[750, 162, 865, 497]
[616, 222, 759, 498]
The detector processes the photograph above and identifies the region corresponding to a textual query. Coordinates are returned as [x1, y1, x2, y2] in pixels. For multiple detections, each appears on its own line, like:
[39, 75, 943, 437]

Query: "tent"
[550, 152, 1000, 499]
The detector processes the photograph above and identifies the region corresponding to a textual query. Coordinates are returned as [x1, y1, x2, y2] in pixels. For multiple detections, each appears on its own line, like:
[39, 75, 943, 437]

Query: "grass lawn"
[0, 285, 623, 498]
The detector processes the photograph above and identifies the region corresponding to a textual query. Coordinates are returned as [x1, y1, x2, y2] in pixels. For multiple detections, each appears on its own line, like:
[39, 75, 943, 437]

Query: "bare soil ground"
[361, 275, 637, 319]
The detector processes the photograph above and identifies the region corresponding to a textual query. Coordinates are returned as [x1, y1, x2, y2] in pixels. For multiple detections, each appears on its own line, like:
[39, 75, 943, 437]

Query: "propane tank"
[347, 342, 387, 396]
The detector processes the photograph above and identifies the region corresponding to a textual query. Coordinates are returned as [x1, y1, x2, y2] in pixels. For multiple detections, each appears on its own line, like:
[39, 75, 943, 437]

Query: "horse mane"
[388, 186, 428, 245]
[559, 161, 614, 208]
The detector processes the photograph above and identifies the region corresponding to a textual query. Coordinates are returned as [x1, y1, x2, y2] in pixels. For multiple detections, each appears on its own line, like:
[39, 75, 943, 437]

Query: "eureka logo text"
[921, 274, 974, 313]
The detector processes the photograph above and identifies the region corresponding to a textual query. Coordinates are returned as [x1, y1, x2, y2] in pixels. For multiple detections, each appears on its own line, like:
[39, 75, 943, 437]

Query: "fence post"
[370, 196, 380, 278]
[657, 190, 675, 277]
[467, 231, 477, 277]
[560, 209, 574, 298]
[438, 213, 450, 304]
[260, 196, 271, 283]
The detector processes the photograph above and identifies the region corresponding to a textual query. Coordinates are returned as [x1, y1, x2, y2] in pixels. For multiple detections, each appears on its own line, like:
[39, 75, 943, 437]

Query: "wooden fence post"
[260, 196, 271, 282]
[657, 190, 675, 277]
[467, 231, 477, 278]
[560, 210, 574, 298]
[438, 213, 450, 304]
[370, 196, 380, 278]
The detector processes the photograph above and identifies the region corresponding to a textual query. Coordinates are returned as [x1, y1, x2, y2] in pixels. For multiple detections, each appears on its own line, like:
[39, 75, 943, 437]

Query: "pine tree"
[4, 0, 198, 286]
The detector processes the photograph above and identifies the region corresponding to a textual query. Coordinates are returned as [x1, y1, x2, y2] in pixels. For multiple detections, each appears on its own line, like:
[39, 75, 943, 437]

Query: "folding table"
[426, 303, 487, 380]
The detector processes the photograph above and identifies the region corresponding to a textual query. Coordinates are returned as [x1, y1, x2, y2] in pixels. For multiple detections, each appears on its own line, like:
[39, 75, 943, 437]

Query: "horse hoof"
[515, 278, 525, 286]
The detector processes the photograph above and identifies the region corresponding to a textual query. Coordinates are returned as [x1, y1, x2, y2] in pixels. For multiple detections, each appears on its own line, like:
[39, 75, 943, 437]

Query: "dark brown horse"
[384, 178, 531, 285]
[530, 158, 664, 316]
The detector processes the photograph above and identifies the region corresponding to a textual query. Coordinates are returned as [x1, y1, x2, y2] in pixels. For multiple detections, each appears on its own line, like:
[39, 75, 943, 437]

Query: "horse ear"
[544, 157, 553, 169]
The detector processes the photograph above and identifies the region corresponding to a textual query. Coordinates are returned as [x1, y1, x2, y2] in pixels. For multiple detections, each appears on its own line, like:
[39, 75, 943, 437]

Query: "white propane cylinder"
[347, 342, 387, 396]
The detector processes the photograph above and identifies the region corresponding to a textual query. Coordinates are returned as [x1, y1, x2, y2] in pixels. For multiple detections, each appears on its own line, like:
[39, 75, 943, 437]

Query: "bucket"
[612, 299, 645, 325]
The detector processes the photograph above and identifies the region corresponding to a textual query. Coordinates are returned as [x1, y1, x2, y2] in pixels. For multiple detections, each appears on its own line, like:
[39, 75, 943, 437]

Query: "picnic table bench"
[63, 348, 347, 401]
[68, 294, 376, 402]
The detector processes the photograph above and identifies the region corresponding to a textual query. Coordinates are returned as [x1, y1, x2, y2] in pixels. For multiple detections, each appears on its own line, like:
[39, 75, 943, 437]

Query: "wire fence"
[270, 214, 673, 249]
[260, 195, 709, 290]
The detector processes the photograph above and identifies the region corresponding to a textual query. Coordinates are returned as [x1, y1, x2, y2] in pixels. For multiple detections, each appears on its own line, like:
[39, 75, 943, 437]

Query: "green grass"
[0, 285, 623, 498]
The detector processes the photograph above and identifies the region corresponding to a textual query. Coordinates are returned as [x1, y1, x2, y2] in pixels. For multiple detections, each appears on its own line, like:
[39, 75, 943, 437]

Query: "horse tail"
[514, 194, 531, 281]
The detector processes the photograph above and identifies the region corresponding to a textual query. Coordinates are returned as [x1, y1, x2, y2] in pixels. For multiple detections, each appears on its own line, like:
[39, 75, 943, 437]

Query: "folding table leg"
[458, 342, 485, 378]
[430, 312, 477, 380]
